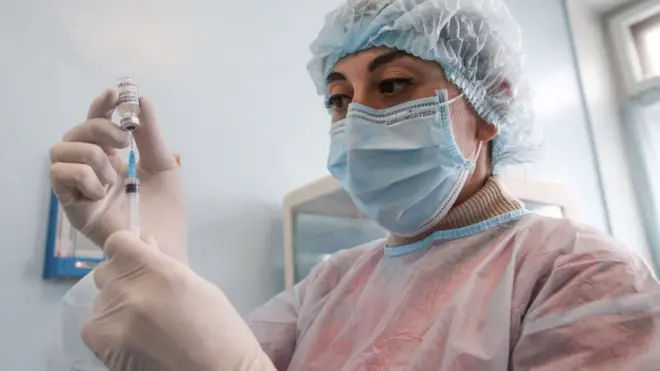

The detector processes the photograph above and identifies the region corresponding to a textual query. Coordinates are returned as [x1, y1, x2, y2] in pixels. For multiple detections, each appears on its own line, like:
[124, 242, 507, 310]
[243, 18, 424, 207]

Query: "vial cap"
[120, 116, 140, 131]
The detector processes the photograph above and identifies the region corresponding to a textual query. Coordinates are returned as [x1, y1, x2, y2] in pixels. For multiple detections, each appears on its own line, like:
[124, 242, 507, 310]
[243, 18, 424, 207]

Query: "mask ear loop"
[441, 93, 464, 106]
[473, 141, 483, 160]
[469, 141, 483, 173]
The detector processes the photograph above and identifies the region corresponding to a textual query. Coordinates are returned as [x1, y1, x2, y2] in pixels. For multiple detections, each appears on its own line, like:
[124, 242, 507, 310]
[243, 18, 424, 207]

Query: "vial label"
[118, 79, 138, 89]
[117, 95, 140, 106]
[117, 78, 140, 106]
[116, 77, 141, 131]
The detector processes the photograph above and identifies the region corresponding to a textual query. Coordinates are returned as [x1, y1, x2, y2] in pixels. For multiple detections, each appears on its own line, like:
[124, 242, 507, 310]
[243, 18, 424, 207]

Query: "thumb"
[133, 96, 177, 173]
[140, 235, 159, 249]
[104, 231, 158, 261]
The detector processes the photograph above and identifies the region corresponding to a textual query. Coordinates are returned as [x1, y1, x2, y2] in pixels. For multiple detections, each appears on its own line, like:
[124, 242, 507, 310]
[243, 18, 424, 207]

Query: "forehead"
[329, 47, 445, 78]
[331, 47, 396, 72]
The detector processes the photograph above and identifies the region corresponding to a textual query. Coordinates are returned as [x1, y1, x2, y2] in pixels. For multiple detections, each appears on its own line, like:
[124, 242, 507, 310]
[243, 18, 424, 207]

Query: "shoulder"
[307, 238, 386, 281]
[517, 214, 648, 268]
[247, 240, 383, 321]
[298, 238, 385, 300]
[514, 215, 657, 312]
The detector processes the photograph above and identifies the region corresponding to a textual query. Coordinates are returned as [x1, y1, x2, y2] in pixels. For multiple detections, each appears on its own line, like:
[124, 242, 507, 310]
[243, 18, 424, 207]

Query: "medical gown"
[248, 214, 660, 370]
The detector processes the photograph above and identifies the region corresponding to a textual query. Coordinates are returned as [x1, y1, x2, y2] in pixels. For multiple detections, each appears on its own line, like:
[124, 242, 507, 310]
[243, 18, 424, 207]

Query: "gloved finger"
[80, 321, 101, 359]
[108, 150, 126, 173]
[81, 317, 115, 364]
[92, 259, 130, 293]
[63, 118, 131, 154]
[50, 162, 106, 203]
[132, 97, 177, 173]
[97, 232, 161, 292]
[49, 142, 118, 185]
[141, 235, 159, 250]
[83, 288, 136, 367]
[94, 232, 140, 290]
[92, 260, 111, 290]
[104, 230, 158, 264]
[87, 88, 118, 120]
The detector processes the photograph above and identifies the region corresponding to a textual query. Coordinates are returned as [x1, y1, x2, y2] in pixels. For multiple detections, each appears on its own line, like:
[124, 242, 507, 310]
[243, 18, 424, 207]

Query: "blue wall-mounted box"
[43, 191, 105, 279]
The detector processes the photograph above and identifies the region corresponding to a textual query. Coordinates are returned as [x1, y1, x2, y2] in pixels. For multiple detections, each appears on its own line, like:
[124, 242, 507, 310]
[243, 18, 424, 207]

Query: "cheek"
[412, 84, 443, 100]
[449, 103, 478, 158]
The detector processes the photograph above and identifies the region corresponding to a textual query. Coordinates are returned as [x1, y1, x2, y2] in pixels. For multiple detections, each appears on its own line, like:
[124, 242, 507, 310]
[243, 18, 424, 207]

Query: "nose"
[351, 85, 387, 109]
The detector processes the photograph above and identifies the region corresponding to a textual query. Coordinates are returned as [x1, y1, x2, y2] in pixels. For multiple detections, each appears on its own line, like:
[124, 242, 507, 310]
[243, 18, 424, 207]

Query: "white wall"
[0, 0, 340, 368]
[505, 0, 610, 230]
[0, 0, 621, 369]
[565, 0, 651, 262]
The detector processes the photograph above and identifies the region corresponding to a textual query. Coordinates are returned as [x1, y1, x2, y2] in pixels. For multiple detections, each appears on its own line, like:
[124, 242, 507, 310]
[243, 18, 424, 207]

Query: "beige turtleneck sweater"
[388, 176, 523, 247]
[436, 176, 523, 230]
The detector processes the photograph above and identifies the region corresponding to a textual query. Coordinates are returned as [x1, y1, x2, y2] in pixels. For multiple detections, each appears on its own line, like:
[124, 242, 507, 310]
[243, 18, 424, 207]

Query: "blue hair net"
[307, 0, 544, 171]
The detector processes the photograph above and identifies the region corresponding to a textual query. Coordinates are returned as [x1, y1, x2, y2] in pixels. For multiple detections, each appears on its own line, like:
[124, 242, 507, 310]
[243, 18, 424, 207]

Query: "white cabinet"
[282, 175, 579, 289]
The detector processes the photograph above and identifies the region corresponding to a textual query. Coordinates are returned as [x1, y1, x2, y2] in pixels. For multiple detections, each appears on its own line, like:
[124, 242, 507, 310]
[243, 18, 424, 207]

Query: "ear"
[477, 122, 498, 142]
[499, 80, 512, 97]
[475, 79, 509, 142]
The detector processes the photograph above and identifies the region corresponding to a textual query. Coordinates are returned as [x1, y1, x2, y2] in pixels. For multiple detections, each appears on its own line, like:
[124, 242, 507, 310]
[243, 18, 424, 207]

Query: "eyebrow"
[325, 50, 413, 84]
[368, 50, 411, 72]
[326, 72, 346, 84]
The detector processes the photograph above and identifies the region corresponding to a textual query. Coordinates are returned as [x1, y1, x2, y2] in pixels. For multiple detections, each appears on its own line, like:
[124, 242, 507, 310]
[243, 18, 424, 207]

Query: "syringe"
[116, 77, 141, 237]
[125, 135, 140, 237]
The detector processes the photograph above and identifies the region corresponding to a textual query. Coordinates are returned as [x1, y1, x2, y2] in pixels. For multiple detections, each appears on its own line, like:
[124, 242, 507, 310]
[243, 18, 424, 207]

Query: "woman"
[49, 0, 660, 370]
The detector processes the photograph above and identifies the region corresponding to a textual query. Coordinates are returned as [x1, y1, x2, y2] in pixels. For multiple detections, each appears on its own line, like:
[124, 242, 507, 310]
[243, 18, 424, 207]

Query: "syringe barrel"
[125, 179, 140, 237]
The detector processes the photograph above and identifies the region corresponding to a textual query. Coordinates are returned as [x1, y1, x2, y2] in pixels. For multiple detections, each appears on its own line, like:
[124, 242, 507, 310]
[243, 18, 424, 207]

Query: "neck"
[387, 176, 523, 247]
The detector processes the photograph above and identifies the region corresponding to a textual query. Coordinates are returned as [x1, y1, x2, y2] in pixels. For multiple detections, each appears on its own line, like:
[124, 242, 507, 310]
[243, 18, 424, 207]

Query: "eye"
[379, 78, 413, 96]
[325, 94, 352, 111]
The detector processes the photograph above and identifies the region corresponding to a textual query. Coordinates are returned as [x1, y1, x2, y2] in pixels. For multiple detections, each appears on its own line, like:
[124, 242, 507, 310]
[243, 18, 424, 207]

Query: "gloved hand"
[83, 231, 276, 371]
[49, 89, 187, 263]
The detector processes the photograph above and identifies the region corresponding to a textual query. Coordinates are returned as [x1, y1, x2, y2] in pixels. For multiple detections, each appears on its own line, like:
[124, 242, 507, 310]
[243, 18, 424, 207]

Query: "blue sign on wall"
[43, 191, 105, 280]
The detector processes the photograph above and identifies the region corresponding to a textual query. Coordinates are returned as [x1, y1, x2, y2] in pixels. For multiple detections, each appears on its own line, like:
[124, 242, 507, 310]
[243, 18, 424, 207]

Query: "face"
[326, 47, 496, 160]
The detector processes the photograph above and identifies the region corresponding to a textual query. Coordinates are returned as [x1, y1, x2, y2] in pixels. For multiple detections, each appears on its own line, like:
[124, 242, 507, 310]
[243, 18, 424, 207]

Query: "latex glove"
[83, 231, 276, 371]
[49, 89, 187, 263]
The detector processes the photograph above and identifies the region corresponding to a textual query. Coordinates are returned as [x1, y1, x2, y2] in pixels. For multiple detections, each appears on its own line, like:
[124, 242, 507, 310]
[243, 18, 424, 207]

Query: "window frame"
[608, 0, 660, 98]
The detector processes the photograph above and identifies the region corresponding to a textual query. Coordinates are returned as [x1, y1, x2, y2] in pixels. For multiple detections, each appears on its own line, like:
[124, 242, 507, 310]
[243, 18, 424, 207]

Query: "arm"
[246, 287, 302, 371]
[511, 239, 660, 370]
[245, 243, 358, 370]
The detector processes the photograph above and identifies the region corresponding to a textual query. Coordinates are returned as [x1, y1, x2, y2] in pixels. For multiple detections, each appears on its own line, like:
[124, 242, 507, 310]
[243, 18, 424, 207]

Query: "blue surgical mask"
[327, 90, 482, 237]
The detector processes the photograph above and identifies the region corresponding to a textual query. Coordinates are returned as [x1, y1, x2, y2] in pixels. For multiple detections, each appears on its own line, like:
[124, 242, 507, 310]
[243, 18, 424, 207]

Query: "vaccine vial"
[116, 77, 140, 131]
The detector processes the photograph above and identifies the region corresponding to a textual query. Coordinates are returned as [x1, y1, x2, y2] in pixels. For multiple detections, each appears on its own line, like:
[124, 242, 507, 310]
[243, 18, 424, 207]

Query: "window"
[622, 99, 660, 265]
[631, 12, 660, 79]
[639, 100, 660, 205]
[607, 1, 660, 269]
[609, 0, 660, 97]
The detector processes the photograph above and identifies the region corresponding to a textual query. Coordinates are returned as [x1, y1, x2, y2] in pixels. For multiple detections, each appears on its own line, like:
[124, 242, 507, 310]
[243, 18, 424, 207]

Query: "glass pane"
[643, 27, 660, 77]
[523, 200, 565, 219]
[632, 13, 660, 79]
[641, 100, 660, 268]
[642, 101, 660, 203]
[293, 213, 387, 283]
[56, 206, 104, 259]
